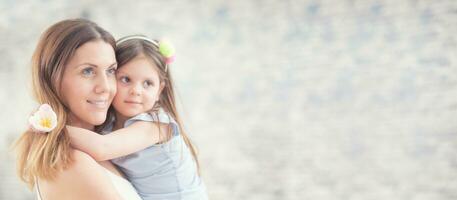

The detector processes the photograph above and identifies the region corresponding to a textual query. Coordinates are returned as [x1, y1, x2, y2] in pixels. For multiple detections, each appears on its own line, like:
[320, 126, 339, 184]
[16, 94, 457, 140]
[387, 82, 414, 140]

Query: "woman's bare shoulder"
[39, 150, 121, 200]
[70, 149, 99, 166]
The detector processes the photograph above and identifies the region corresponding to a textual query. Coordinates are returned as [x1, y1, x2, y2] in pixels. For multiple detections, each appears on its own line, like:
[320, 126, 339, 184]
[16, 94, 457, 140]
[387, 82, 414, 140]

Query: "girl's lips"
[124, 100, 142, 104]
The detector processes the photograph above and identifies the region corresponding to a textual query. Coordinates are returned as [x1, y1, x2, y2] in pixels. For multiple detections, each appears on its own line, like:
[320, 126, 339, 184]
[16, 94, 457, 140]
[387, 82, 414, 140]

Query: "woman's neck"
[67, 114, 94, 131]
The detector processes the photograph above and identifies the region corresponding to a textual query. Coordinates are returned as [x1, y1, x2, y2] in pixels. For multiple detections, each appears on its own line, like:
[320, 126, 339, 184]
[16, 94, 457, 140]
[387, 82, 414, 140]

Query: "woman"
[14, 19, 141, 200]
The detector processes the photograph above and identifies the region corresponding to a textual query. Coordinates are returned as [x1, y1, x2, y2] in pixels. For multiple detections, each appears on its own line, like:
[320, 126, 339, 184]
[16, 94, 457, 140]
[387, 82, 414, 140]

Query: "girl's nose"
[130, 83, 142, 96]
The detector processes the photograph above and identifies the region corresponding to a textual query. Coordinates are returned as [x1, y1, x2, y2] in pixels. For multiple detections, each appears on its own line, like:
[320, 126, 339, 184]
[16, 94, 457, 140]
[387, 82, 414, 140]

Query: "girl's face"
[60, 40, 117, 130]
[112, 56, 164, 118]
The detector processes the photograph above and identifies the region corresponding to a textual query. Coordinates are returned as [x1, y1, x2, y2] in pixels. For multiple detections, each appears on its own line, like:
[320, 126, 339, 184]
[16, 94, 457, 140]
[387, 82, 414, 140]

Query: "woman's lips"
[87, 100, 109, 109]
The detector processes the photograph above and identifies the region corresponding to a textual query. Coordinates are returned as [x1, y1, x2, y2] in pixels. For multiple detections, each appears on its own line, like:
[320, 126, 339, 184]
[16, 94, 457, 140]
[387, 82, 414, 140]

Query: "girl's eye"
[107, 67, 117, 75]
[120, 76, 130, 83]
[82, 67, 95, 76]
[143, 81, 154, 88]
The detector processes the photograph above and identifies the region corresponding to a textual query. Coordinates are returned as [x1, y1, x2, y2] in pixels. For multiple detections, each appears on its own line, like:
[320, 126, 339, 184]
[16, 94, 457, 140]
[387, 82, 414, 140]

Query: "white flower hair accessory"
[29, 104, 57, 133]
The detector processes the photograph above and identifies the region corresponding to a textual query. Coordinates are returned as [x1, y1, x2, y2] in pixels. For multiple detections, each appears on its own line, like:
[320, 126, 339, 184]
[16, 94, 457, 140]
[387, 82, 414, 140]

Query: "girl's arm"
[67, 121, 169, 161]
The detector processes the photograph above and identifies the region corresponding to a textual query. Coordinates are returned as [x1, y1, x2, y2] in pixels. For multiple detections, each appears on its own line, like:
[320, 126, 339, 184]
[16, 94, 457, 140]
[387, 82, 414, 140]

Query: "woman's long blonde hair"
[14, 19, 115, 188]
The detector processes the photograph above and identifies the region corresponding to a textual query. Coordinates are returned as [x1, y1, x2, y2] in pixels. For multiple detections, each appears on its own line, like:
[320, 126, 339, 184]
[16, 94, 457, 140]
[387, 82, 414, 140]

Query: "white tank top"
[35, 168, 141, 200]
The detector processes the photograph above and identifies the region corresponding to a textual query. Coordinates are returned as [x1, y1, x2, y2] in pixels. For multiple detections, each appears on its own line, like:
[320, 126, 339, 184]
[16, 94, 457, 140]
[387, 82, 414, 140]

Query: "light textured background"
[0, 0, 456, 199]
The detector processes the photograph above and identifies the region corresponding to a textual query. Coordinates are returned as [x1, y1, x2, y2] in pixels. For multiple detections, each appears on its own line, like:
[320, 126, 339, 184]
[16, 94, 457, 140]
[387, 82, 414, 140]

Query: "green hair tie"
[159, 39, 176, 64]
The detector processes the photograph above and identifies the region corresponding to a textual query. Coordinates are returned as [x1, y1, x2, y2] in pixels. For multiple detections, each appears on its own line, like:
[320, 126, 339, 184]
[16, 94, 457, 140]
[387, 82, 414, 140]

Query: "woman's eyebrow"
[108, 62, 118, 68]
[75, 62, 117, 69]
[74, 62, 98, 69]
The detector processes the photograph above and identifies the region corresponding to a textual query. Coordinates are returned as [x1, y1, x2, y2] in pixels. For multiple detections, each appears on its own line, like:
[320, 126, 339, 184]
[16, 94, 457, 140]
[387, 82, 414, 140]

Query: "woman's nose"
[94, 73, 110, 94]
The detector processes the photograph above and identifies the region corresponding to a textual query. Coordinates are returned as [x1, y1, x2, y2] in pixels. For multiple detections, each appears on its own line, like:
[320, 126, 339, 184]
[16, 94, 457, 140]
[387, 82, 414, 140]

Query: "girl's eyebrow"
[144, 78, 159, 85]
[116, 70, 126, 75]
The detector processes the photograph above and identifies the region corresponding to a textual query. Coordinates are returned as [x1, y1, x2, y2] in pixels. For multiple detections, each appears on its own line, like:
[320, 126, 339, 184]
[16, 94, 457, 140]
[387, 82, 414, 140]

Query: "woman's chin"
[90, 115, 107, 125]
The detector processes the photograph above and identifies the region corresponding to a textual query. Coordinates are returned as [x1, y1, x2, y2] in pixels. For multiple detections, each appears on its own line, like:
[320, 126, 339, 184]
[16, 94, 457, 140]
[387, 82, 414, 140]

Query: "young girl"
[66, 35, 208, 200]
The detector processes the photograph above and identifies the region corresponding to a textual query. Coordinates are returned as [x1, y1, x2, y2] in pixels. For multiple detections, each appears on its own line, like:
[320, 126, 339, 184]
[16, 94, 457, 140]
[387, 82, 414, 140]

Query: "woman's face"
[60, 40, 117, 130]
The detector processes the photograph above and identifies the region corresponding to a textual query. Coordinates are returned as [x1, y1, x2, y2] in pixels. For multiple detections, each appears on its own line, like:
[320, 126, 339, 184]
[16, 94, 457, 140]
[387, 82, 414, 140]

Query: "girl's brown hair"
[14, 19, 115, 188]
[106, 35, 201, 172]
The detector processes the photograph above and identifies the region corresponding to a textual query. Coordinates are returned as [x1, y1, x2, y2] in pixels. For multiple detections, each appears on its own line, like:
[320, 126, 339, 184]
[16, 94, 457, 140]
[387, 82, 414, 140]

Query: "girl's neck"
[113, 113, 129, 131]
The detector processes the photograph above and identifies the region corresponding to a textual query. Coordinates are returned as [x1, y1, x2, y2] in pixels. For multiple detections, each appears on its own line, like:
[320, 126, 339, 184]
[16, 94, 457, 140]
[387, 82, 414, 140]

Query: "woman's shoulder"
[38, 150, 122, 200]
[61, 150, 114, 182]
[71, 149, 97, 164]
[59, 150, 103, 176]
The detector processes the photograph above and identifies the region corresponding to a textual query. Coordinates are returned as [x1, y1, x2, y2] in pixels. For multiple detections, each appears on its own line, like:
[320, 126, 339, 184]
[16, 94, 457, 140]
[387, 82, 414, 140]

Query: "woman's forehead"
[69, 40, 116, 67]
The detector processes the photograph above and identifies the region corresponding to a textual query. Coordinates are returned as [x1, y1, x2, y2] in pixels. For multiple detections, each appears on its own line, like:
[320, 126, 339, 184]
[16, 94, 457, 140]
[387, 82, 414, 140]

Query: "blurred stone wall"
[0, 0, 456, 199]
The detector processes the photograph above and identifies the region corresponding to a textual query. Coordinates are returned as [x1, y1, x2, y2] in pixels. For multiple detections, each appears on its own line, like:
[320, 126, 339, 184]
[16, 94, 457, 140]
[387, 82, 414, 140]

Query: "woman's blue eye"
[82, 68, 94, 76]
[107, 67, 117, 75]
[120, 76, 130, 83]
